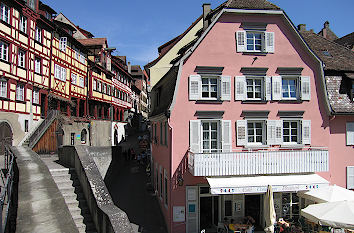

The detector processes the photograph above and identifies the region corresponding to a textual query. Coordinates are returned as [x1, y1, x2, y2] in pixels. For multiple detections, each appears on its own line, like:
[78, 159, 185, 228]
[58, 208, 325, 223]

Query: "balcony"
[187, 147, 329, 177]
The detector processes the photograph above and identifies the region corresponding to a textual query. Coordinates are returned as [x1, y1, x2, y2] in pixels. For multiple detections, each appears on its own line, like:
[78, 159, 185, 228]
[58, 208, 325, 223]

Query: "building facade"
[148, 1, 333, 232]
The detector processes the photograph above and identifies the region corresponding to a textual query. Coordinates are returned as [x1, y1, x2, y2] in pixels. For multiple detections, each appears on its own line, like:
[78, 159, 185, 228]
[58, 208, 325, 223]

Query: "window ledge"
[196, 100, 223, 104]
[241, 100, 268, 104]
[19, 30, 28, 37]
[16, 100, 26, 104]
[277, 100, 303, 104]
[0, 59, 10, 65]
[18, 66, 26, 71]
[244, 144, 269, 149]
[280, 144, 305, 149]
[34, 72, 42, 76]
[34, 40, 43, 46]
[242, 52, 268, 56]
[0, 96, 9, 101]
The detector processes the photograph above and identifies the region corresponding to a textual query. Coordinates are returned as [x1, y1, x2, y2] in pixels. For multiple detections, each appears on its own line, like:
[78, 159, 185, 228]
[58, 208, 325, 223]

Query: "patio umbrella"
[301, 200, 354, 230]
[298, 185, 354, 203]
[264, 185, 276, 233]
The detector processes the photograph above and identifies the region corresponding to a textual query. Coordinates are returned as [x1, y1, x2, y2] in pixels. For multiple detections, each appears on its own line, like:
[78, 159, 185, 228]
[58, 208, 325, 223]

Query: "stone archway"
[0, 122, 13, 156]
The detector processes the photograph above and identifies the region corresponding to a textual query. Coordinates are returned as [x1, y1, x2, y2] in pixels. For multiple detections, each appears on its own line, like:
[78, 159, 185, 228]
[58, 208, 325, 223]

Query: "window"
[0, 79, 7, 98]
[79, 76, 84, 88]
[59, 37, 67, 52]
[71, 133, 75, 145]
[25, 120, 28, 132]
[0, 3, 9, 23]
[93, 79, 96, 90]
[0, 41, 9, 61]
[107, 85, 111, 96]
[236, 31, 274, 53]
[79, 53, 85, 63]
[35, 27, 42, 43]
[247, 121, 265, 144]
[190, 120, 231, 153]
[18, 50, 26, 68]
[103, 83, 107, 94]
[246, 32, 262, 52]
[45, 11, 51, 20]
[81, 129, 87, 144]
[33, 89, 39, 104]
[20, 15, 27, 33]
[272, 76, 310, 101]
[347, 166, 354, 189]
[282, 78, 298, 100]
[202, 77, 218, 99]
[98, 81, 101, 92]
[246, 77, 263, 100]
[283, 120, 299, 144]
[16, 83, 25, 101]
[202, 121, 219, 153]
[28, 0, 35, 10]
[237, 119, 311, 146]
[34, 57, 41, 74]
[54, 64, 66, 82]
[189, 75, 231, 101]
[71, 73, 77, 84]
[282, 193, 300, 221]
[346, 122, 354, 146]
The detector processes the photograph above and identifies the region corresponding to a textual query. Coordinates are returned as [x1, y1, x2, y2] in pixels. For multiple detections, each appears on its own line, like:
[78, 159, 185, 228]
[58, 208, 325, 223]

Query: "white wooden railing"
[188, 148, 329, 176]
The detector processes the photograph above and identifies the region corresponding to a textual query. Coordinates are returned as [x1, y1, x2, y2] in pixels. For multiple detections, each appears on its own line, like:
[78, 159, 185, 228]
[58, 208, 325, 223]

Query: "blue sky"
[44, 0, 353, 67]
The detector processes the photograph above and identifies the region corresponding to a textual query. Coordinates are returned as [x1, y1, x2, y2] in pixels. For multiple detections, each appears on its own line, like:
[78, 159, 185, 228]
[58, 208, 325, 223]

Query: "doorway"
[200, 196, 219, 232]
[245, 194, 261, 228]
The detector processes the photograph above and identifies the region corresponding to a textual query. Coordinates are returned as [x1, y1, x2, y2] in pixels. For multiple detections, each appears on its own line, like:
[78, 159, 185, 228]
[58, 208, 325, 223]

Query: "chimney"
[322, 21, 330, 39]
[297, 24, 306, 32]
[203, 3, 211, 31]
[128, 62, 131, 74]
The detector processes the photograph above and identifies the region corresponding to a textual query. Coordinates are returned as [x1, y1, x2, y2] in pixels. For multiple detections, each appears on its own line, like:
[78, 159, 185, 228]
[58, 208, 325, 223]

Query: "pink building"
[148, 1, 340, 232]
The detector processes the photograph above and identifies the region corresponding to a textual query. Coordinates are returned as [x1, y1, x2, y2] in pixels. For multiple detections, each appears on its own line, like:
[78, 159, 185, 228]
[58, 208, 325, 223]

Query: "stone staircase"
[49, 166, 97, 233]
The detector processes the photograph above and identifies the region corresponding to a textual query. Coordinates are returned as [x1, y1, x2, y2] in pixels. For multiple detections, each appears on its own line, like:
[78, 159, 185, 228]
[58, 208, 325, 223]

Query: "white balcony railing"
[188, 148, 329, 176]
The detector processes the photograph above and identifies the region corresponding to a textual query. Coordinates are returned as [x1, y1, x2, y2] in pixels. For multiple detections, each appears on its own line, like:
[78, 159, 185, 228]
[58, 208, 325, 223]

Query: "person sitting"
[228, 219, 237, 233]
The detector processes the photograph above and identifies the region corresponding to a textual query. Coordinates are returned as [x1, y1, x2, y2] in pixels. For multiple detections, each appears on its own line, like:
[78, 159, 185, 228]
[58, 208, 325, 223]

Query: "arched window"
[81, 129, 87, 144]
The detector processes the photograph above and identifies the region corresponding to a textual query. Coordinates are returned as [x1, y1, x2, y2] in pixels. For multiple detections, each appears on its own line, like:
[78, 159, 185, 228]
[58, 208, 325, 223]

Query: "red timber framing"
[0, 0, 52, 118]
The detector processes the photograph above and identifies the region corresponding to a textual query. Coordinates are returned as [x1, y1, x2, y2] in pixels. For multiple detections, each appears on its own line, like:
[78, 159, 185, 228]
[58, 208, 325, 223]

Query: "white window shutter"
[301, 76, 311, 101]
[236, 120, 247, 146]
[189, 75, 201, 101]
[265, 32, 274, 53]
[346, 122, 354, 146]
[235, 76, 246, 101]
[221, 76, 231, 101]
[275, 120, 283, 145]
[302, 120, 311, 145]
[272, 76, 282, 100]
[265, 76, 272, 101]
[222, 120, 232, 152]
[236, 31, 247, 52]
[347, 166, 354, 189]
[189, 120, 201, 153]
[267, 120, 276, 145]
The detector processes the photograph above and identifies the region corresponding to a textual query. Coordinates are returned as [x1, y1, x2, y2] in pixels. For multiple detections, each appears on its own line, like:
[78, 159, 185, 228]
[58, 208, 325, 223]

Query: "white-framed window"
[18, 50, 26, 68]
[35, 27, 42, 43]
[0, 79, 7, 98]
[32, 89, 39, 104]
[347, 166, 354, 189]
[346, 122, 354, 146]
[247, 121, 265, 145]
[74, 48, 79, 60]
[20, 15, 27, 33]
[103, 83, 107, 94]
[59, 37, 67, 52]
[54, 64, 66, 82]
[79, 76, 84, 88]
[189, 75, 231, 101]
[0, 41, 9, 61]
[246, 77, 263, 100]
[34, 57, 41, 74]
[283, 120, 300, 144]
[236, 31, 274, 53]
[28, 0, 35, 10]
[190, 120, 231, 153]
[93, 79, 96, 91]
[246, 31, 262, 52]
[0, 3, 9, 24]
[237, 119, 311, 146]
[16, 83, 24, 101]
[71, 73, 77, 85]
[271, 76, 310, 101]
[79, 53, 85, 63]
[60, 67, 66, 81]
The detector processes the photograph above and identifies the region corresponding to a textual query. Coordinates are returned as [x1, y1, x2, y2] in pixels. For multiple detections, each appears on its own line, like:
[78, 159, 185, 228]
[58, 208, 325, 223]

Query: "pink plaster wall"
[328, 116, 354, 187]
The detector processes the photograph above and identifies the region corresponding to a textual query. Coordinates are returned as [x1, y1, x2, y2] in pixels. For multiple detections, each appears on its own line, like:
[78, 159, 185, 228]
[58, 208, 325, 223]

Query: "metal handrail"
[28, 110, 59, 148]
[0, 145, 15, 233]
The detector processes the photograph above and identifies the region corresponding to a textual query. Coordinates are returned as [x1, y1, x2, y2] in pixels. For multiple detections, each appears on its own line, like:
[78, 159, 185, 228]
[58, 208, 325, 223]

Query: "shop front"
[185, 174, 329, 233]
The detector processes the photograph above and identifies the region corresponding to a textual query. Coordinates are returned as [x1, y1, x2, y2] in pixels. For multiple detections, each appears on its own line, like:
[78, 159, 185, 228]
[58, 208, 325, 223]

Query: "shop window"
[224, 200, 232, 217]
[282, 193, 299, 221]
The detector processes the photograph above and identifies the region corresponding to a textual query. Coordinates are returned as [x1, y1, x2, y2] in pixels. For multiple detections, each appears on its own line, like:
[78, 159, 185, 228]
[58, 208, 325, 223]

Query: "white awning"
[207, 174, 329, 195]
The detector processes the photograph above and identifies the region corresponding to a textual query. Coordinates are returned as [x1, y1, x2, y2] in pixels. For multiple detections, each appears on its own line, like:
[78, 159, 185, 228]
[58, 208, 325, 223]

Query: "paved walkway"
[106, 129, 167, 233]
